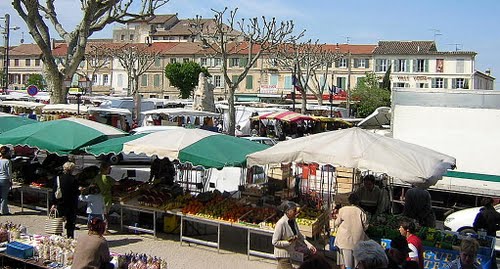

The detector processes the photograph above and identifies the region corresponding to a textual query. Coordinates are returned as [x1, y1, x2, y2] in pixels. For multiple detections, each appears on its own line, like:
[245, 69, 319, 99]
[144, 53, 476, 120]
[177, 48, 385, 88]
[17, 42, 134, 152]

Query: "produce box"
[6, 241, 34, 259]
[297, 212, 327, 238]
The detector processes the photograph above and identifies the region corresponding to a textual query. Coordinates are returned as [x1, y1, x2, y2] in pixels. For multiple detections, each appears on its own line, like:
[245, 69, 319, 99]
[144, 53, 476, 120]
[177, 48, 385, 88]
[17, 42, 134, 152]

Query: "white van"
[100, 98, 155, 121]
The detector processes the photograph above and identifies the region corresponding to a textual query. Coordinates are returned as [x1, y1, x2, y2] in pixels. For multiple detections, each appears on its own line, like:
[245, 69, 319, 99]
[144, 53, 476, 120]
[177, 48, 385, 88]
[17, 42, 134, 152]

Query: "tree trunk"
[134, 77, 141, 122]
[228, 87, 236, 136]
[317, 95, 323, 106]
[301, 93, 307, 114]
[45, 67, 66, 104]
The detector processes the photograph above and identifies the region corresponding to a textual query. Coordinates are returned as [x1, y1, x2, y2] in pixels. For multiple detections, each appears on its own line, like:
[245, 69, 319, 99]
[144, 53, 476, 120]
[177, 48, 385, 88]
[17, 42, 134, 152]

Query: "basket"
[44, 208, 64, 235]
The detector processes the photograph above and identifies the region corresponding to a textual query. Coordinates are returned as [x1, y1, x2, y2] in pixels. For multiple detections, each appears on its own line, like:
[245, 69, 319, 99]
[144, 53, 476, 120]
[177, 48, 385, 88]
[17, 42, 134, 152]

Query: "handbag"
[55, 176, 62, 199]
[45, 208, 64, 235]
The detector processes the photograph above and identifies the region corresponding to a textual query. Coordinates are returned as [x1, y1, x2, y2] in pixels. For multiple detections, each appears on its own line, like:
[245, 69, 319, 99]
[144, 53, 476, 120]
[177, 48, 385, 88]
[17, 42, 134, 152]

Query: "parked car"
[444, 204, 500, 252]
[108, 126, 182, 164]
[241, 136, 277, 146]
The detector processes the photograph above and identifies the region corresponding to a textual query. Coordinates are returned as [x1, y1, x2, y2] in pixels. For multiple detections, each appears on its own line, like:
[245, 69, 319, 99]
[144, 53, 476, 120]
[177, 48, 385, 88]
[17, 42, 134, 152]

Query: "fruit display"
[196, 197, 251, 222]
[137, 189, 173, 208]
[239, 207, 276, 226]
[163, 193, 193, 211]
[296, 206, 324, 225]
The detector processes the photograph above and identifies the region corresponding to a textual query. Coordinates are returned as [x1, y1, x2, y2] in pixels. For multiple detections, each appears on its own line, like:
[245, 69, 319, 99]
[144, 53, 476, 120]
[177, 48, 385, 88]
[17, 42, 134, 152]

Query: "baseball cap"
[391, 236, 412, 253]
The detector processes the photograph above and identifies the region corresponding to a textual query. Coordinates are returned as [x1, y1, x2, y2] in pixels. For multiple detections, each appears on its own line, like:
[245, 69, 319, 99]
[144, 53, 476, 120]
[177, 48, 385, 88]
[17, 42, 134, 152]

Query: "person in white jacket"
[272, 201, 316, 269]
[79, 185, 105, 223]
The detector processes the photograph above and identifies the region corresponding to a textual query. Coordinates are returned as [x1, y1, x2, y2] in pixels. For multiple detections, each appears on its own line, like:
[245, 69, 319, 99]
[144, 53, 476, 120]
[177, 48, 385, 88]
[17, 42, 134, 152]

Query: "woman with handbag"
[272, 201, 317, 269]
[72, 217, 112, 269]
[0, 146, 12, 215]
[51, 161, 80, 238]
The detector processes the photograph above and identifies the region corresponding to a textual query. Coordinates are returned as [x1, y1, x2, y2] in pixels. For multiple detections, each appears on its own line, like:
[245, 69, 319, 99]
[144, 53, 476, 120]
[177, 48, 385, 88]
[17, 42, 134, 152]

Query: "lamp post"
[1, 14, 20, 92]
[76, 77, 90, 115]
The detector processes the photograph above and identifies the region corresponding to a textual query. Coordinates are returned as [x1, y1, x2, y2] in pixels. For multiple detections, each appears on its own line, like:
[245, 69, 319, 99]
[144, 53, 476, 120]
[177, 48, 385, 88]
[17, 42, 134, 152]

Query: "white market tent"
[42, 104, 88, 114]
[247, 127, 456, 186]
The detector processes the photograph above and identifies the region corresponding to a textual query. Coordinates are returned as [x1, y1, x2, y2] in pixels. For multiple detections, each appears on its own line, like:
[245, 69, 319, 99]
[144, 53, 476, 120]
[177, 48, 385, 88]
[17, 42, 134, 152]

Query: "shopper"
[403, 185, 436, 228]
[353, 240, 389, 269]
[473, 197, 500, 237]
[332, 193, 369, 269]
[0, 146, 12, 215]
[79, 185, 105, 223]
[51, 161, 79, 238]
[94, 162, 115, 215]
[443, 237, 481, 269]
[399, 219, 424, 269]
[272, 201, 317, 269]
[354, 175, 383, 215]
[72, 217, 112, 269]
[386, 235, 419, 269]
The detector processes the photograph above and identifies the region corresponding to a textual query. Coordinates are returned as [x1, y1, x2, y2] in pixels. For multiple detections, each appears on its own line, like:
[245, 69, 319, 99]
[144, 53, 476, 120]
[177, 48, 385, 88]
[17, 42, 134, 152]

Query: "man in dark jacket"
[473, 197, 500, 237]
[386, 236, 419, 269]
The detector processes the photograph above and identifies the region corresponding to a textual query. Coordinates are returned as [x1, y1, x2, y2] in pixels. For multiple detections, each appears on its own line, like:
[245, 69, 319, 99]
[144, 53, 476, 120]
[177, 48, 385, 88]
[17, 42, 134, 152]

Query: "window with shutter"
[240, 58, 248, 67]
[443, 78, 448, 89]
[365, 59, 370, 69]
[424, 60, 429, 72]
[270, 74, 278, 86]
[354, 59, 359, 68]
[246, 75, 253, 89]
[141, 75, 148, 86]
[232, 75, 239, 84]
[431, 78, 437, 88]
[284, 76, 292, 89]
[154, 74, 160, 87]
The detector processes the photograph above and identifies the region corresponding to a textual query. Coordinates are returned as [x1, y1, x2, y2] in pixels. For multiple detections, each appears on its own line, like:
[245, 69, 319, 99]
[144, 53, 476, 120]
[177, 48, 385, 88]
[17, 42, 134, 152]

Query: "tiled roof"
[373, 41, 437, 54]
[9, 44, 42, 56]
[148, 14, 177, 24]
[324, 44, 377, 55]
[151, 19, 241, 37]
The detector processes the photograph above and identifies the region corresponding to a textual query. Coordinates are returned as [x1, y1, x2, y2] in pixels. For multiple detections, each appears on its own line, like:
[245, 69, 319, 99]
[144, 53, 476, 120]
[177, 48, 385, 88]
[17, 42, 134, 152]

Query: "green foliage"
[351, 72, 391, 118]
[165, 62, 210, 99]
[26, 74, 46, 91]
[382, 65, 391, 91]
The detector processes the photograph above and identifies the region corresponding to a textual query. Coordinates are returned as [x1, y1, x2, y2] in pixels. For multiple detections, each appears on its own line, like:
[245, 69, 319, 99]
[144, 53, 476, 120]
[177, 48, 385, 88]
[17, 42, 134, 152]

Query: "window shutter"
[240, 58, 248, 67]
[335, 60, 340, 68]
[451, 78, 456, 89]
[154, 74, 160, 87]
[444, 78, 448, 89]
[413, 60, 417, 72]
[464, 79, 469, 89]
[232, 75, 239, 84]
[406, 60, 410, 72]
[424, 60, 429, 72]
[393, 60, 399, 72]
[354, 59, 359, 68]
[284, 76, 292, 89]
[246, 75, 253, 89]
[431, 78, 436, 88]
[365, 59, 370, 69]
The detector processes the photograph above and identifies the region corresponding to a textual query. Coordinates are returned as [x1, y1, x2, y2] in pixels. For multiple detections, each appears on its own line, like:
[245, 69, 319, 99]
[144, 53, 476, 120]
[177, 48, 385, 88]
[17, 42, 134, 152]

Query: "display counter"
[0, 253, 47, 269]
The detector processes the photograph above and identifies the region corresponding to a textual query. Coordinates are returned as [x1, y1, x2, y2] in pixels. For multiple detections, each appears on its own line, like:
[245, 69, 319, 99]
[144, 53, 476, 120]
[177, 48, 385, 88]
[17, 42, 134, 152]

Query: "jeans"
[0, 183, 9, 214]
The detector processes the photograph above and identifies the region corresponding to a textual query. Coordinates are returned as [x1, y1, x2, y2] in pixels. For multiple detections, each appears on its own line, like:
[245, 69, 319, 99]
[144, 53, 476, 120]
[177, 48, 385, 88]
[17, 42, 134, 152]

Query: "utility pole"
[2, 14, 10, 91]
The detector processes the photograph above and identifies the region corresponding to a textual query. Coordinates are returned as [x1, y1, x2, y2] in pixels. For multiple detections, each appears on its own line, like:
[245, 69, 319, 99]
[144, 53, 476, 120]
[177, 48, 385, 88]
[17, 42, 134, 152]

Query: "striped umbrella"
[257, 111, 315, 122]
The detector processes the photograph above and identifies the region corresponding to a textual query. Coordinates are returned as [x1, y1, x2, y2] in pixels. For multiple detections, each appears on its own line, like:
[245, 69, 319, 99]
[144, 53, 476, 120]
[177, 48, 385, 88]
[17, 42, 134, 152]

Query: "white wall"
[393, 105, 500, 175]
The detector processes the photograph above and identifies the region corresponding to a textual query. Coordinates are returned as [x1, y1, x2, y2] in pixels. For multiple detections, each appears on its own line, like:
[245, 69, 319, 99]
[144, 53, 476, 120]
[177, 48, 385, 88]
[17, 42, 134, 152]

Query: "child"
[79, 185, 105, 223]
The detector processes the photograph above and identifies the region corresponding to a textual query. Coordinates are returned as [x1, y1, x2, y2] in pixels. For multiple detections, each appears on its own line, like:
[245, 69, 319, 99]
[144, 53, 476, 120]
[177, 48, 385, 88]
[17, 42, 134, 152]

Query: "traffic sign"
[27, 85, 38, 96]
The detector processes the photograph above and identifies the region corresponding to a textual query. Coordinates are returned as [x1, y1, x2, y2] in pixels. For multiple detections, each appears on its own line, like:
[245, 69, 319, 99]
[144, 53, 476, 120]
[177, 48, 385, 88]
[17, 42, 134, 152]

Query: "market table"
[15, 185, 52, 216]
[0, 253, 47, 269]
[118, 199, 162, 237]
[179, 213, 223, 252]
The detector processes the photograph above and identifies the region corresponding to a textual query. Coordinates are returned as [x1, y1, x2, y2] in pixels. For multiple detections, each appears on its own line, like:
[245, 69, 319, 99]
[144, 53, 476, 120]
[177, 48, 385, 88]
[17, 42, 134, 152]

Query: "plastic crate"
[6, 241, 34, 259]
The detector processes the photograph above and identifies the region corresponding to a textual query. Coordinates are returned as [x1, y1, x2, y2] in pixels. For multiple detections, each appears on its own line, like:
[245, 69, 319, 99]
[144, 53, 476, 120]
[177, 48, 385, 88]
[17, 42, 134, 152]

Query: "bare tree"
[271, 40, 341, 112]
[193, 8, 303, 136]
[76, 43, 111, 95]
[12, 0, 168, 104]
[109, 43, 159, 121]
[310, 47, 342, 106]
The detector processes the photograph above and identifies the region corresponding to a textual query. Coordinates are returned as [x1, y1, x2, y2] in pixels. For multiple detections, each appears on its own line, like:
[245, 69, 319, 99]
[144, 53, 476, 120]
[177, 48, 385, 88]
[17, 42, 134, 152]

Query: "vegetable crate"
[297, 212, 327, 238]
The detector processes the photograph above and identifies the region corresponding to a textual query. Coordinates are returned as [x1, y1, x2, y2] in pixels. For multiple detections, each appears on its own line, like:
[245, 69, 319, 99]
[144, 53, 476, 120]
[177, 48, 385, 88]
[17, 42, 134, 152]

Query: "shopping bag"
[45, 209, 64, 235]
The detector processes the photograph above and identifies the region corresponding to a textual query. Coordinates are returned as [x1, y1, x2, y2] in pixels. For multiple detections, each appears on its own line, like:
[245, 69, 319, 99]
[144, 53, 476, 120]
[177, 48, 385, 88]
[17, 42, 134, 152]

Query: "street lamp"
[64, 76, 90, 115]
[1, 14, 20, 92]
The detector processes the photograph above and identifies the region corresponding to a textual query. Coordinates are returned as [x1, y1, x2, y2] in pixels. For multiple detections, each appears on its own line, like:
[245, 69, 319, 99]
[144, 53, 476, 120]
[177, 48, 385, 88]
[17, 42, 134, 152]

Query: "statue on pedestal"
[193, 72, 215, 112]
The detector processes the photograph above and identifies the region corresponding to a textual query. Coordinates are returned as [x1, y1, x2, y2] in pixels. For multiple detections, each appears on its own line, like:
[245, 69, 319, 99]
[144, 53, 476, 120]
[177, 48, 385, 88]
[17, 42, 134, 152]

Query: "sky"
[2, 0, 500, 88]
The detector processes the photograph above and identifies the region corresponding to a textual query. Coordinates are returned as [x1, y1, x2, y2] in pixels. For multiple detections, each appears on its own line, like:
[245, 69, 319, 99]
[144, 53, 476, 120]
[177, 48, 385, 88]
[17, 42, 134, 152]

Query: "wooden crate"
[297, 212, 327, 238]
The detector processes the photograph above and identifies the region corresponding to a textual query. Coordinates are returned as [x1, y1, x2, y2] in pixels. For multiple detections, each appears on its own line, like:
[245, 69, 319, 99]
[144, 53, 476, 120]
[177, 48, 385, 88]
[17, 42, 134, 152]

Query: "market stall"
[0, 112, 37, 133]
[40, 104, 88, 121]
[0, 101, 45, 118]
[87, 107, 132, 131]
[141, 108, 219, 129]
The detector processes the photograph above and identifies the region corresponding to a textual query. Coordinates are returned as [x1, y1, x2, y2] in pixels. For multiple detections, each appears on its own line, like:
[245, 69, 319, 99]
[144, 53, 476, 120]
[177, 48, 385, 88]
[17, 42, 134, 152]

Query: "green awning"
[445, 170, 500, 183]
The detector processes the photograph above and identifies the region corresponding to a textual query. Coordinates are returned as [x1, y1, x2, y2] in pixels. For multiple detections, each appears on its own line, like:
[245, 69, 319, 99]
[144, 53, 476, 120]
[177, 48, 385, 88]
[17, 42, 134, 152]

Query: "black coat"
[52, 173, 79, 215]
[473, 205, 500, 236]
